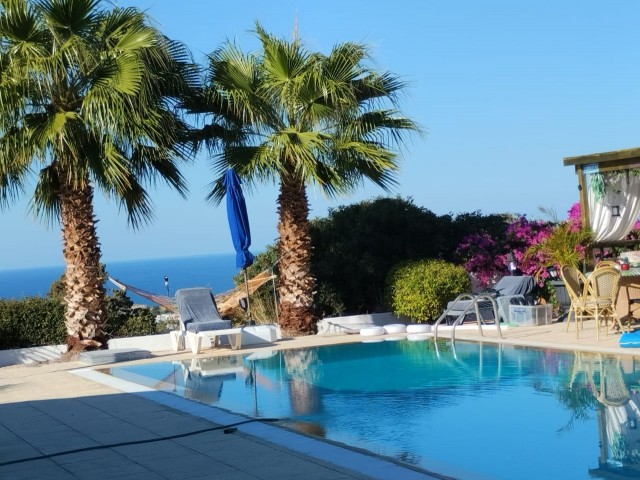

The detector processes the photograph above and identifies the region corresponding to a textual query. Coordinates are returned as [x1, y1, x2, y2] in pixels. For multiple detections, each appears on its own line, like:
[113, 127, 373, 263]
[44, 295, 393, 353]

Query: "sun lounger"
[444, 275, 536, 325]
[171, 288, 236, 354]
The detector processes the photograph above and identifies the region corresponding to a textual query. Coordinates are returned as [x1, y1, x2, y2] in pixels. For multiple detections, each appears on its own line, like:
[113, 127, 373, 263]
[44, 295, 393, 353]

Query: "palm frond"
[353, 72, 408, 106]
[0, 129, 30, 207]
[115, 175, 155, 229]
[37, 0, 100, 36]
[30, 162, 61, 224]
[344, 109, 420, 147]
[187, 23, 418, 205]
[0, 0, 192, 224]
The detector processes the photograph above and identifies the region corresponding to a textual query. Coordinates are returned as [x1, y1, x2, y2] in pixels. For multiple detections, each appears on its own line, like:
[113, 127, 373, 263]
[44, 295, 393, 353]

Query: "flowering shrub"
[456, 216, 553, 287]
[456, 205, 592, 288]
[625, 214, 640, 242]
[567, 202, 581, 229]
[503, 216, 554, 279]
[455, 233, 502, 286]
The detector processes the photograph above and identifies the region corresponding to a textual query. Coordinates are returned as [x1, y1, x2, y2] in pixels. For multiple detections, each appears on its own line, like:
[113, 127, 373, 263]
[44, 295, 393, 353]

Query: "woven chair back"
[587, 355, 630, 407]
[587, 267, 620, 302]
[561, 265, 586, 303]
[595, 260, 619, 270]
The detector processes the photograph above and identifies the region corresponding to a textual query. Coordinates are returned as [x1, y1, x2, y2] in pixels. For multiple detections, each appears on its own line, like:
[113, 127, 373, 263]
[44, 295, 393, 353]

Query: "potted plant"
[524, 221, 592, 316]
[525, 221, 592, 269]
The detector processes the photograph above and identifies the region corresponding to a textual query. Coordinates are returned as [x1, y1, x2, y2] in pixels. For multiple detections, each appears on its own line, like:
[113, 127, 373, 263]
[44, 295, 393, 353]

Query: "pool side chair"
[561, 265, 589, 337]
[581, 267, 623, 341]
[174, 288, 232, 350]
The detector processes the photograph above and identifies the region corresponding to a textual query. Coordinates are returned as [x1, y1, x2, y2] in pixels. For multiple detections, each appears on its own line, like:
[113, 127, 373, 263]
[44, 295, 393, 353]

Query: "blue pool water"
[103, 340, 640, 479]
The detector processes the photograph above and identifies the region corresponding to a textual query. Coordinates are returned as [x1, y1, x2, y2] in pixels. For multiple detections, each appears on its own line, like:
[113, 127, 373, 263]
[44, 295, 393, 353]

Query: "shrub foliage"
[386, 259, 471, 322]
[104, 291, 158, 338]
[310, 197, 507, 315]
[0, 288, 160, 350]
[0, 298, 66, 349]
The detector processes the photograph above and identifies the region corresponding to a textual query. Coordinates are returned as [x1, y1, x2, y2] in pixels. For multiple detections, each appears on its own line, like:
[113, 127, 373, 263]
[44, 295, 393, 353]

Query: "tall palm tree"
[0, 0, 194, 352]
[185, 23, 418, 336]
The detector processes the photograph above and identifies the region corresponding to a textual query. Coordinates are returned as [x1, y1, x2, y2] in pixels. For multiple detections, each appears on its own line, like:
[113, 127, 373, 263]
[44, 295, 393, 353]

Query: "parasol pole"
[244, 268, 253, 325]
[271, 267, 278, 320]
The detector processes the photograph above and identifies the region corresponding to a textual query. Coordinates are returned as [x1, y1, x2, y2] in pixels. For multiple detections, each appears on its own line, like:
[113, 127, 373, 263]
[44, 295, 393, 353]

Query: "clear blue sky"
[2, 0, 639, 270]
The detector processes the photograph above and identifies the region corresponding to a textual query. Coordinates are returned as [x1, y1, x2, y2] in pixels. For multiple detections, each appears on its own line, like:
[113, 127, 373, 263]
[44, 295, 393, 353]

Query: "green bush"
[0, 298, 66, 349]
[386, 259, 471, 322]
[104, 290, 158, 338]
[0, 288, 163, 350]
[315, 284, 346, 318]
[309, 197, 509, 315]
[110, 309, 157, 337]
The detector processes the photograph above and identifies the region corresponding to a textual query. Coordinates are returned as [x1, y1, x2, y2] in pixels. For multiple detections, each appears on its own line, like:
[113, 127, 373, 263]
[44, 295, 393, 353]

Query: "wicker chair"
[588, 354, 630, 407]
[581, 267, 623, 341]
[561, 265, 589, 337]
[595, 260, 619, 270]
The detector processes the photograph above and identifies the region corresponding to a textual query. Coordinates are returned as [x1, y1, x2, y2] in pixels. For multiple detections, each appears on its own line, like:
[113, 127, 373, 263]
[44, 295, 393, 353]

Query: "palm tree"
[185, 24, 418, 336]
[0, 0, 194, 352]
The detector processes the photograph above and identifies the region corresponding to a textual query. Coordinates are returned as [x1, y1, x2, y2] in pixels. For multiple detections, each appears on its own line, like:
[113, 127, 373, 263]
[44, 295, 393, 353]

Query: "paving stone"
[0, 458, 77, 480]
[57, 450, 152, 479]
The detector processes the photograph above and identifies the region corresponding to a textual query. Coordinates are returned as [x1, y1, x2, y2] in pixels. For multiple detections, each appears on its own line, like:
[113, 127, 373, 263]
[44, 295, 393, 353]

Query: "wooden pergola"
[563, 147, 640, 249]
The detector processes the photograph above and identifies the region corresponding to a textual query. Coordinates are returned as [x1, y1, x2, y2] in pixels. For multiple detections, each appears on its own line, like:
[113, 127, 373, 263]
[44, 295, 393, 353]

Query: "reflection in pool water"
[102, 340, 640, 480]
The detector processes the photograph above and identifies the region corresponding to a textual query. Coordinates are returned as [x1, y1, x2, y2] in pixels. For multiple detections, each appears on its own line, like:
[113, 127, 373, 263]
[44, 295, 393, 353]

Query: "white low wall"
[0, 324, 282, 368]
[0, 344, 66, 368]
[317, 312, 408, 334]
[108, 333, 173, 351]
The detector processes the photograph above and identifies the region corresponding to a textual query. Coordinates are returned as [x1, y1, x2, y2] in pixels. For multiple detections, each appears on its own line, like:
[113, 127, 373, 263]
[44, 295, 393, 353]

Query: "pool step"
[79, 348, 152, 365]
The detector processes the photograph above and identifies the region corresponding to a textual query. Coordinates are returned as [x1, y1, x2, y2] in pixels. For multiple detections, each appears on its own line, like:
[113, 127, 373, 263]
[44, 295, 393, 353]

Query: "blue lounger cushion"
[176, 287, 232, 333]
[619, 331, 640, 348]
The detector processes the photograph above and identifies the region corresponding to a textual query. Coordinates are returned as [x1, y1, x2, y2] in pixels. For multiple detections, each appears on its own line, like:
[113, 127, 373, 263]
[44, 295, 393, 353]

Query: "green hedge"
[104, 291, 158, 338]
[0, 291, 163, 350]
[386, 259, 471, 322]
[0, 298, 66, 349]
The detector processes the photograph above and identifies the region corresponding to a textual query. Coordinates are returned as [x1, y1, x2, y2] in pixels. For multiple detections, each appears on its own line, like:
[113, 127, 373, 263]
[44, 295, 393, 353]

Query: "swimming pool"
[102, 340, 640, 479]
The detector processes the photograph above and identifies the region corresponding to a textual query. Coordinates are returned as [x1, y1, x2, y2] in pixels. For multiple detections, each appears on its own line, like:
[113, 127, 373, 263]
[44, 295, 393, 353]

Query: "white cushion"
[383, 323, 407, 334]
[406, 324, 431, 333]
[360, 326, 385, 336]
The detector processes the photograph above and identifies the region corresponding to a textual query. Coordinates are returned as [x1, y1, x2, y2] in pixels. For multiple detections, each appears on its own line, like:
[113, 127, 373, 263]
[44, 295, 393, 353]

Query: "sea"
[0, 253, 241, 306]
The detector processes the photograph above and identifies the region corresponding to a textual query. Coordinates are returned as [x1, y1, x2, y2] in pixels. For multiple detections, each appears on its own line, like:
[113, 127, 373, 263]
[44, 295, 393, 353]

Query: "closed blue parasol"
[223, 168, 255, 323]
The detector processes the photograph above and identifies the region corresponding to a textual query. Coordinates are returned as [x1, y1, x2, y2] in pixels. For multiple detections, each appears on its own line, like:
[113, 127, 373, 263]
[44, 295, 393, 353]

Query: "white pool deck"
[1, 318, 638, 479]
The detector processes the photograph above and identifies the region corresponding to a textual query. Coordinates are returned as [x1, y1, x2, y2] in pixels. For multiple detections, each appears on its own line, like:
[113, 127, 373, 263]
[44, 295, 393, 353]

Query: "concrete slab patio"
[1, 319, 639, 480]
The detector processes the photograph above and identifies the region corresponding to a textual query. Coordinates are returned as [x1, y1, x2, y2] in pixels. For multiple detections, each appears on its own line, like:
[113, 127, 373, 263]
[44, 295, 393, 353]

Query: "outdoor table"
[615, 267, 640, 323]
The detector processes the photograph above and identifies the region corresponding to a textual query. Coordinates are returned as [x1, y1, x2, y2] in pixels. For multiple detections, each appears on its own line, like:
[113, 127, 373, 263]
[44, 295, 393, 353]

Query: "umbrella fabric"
[224, 169, 255, 269]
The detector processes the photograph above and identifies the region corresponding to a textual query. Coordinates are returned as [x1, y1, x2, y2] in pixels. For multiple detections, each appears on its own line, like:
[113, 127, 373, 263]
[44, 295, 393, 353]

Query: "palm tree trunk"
[276, 172, 317, 336]
[59, 181, 107, 353]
